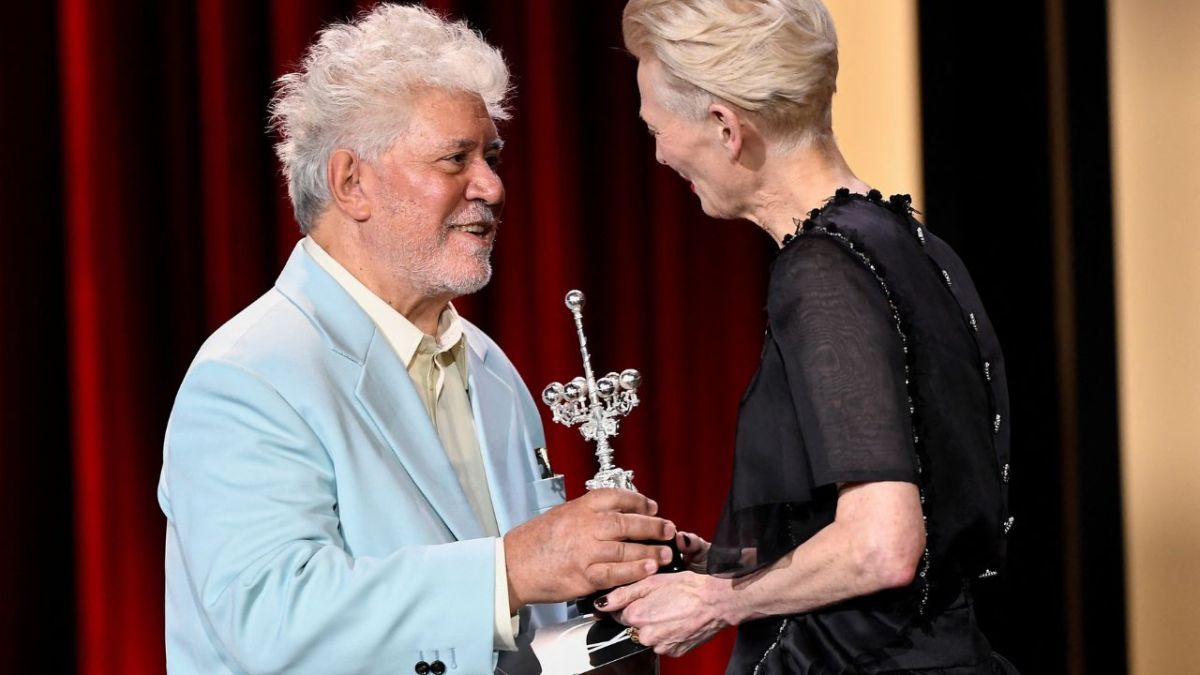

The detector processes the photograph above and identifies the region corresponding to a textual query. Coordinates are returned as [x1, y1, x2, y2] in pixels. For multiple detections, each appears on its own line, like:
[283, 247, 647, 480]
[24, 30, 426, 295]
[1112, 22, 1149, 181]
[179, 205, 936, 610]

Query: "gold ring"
[628, 627, 640, 645]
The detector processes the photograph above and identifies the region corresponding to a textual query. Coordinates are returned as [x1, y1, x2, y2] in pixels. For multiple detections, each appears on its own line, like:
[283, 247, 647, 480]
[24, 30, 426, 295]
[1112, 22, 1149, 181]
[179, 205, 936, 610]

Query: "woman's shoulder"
[773, 188, 939, 291]
[791, 188, 923, 245]
[771, 189, 920, 285]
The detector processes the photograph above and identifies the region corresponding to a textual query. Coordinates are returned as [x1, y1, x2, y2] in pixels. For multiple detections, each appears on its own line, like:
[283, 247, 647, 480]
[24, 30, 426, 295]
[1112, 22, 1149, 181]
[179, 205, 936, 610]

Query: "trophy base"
[576, 537, 686, 615]
[513, 612, 658, 674]
[586, 467, 637, 492]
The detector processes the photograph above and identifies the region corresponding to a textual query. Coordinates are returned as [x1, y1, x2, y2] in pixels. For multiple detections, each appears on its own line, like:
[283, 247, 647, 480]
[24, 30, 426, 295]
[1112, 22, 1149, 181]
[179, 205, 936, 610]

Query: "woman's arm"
[601, 480, 925, 657]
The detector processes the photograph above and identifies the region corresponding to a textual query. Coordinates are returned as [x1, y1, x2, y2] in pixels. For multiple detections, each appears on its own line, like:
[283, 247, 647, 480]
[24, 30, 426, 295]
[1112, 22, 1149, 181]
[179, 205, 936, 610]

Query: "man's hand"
[503, 489, 677, 610]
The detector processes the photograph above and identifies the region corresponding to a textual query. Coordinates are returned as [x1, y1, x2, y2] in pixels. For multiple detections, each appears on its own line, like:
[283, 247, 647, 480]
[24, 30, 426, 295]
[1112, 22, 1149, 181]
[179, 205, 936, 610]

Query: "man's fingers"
[584, 488, 658, 516]
[596, 539, 675, 566]
[596, 512, 676, 542]
[585, 559, 659, 593]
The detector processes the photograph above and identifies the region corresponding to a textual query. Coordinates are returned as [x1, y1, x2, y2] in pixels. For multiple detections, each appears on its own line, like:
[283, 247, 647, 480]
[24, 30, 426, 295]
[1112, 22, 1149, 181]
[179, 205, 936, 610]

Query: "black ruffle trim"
[782, 188, 922, 251]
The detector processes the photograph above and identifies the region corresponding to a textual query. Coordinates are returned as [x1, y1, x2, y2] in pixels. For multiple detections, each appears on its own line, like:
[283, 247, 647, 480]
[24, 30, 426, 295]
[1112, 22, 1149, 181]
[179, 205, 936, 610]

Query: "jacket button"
[414, 661, 430, 675]
[430, 661, 446, 675]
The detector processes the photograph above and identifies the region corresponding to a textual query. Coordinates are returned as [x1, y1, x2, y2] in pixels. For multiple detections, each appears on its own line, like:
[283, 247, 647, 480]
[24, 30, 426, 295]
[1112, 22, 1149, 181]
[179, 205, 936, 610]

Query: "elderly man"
[157, 5, 674, 674]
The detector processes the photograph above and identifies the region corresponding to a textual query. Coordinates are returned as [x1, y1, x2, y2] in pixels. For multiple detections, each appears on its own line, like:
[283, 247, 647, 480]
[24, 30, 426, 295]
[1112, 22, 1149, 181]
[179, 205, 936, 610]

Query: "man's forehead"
[397, 89, 504, 149]
[408, 87, 494, 118]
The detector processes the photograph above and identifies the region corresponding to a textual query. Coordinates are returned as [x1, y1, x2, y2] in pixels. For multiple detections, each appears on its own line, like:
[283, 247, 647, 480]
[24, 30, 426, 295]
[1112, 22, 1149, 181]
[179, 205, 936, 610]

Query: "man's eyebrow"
[444, 138, 506, 151]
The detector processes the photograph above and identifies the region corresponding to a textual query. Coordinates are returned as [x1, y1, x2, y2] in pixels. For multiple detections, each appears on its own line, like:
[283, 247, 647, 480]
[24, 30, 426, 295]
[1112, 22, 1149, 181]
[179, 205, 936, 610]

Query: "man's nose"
[466, 163, 504, 205]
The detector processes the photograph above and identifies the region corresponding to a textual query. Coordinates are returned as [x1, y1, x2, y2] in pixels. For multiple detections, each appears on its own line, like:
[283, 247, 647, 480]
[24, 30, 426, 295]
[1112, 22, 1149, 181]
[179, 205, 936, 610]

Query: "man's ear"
[708, 102, 745, 162]
[327, 148, 372, 222]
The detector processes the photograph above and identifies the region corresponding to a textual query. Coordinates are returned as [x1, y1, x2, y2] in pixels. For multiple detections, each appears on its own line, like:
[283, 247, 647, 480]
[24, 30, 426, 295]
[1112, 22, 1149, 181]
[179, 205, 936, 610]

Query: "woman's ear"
[708, 102, 745, 161]
[327, 148, 372, 222]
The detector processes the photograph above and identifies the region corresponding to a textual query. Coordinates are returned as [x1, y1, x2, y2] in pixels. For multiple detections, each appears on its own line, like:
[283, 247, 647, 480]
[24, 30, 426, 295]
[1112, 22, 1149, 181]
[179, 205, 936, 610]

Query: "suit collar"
[274, 241, 375, 364]
[301, 237, 472, 372]
[276, 240, 493, 365]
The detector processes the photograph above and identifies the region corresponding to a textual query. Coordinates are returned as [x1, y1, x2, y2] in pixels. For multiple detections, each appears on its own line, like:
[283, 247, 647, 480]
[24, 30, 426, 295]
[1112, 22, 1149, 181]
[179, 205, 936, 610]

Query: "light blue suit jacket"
[159, 243, 568, 674]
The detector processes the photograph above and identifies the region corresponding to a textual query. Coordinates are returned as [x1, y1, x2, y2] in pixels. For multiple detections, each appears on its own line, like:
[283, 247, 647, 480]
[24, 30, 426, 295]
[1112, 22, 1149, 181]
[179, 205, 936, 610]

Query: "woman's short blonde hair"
[623, 0, 838, 151]
[270, 4, 510, 232]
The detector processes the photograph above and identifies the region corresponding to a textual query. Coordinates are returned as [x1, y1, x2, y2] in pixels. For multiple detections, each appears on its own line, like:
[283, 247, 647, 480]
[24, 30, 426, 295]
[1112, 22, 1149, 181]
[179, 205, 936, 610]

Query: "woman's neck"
[742, 142, 871, 246]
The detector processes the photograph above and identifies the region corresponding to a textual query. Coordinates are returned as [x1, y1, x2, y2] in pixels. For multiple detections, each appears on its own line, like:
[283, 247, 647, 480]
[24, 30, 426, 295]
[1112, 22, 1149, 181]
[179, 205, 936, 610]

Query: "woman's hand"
[596, 571, 734, 658]
[674, 531, 710, 572]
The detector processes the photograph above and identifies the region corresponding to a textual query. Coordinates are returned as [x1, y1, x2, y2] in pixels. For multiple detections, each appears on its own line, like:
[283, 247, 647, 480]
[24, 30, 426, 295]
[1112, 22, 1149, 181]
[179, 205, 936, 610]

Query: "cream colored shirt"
[303, 237, 518, 650]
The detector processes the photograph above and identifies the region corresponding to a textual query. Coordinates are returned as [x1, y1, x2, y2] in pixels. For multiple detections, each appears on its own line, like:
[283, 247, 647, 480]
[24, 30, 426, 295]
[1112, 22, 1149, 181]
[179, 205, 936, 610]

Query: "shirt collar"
[302, 236, 467, 369]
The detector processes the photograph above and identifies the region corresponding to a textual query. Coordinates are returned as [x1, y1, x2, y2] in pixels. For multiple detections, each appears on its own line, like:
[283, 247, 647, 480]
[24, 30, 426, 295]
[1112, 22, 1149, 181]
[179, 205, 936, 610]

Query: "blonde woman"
[599, 1, 1019, 672]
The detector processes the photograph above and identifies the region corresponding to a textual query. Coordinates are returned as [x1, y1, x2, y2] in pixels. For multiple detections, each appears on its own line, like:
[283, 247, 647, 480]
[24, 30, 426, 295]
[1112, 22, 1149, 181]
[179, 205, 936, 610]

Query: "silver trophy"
[541, 290, 643, 492]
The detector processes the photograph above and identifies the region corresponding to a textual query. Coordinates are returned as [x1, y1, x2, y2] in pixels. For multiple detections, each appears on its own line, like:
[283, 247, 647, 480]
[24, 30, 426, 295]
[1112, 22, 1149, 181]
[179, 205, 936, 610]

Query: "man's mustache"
[446, 204, 499, 228]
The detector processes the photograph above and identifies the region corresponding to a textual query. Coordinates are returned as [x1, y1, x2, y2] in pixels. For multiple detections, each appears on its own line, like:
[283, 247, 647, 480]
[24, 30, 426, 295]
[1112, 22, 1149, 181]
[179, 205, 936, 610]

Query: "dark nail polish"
[682, 534, 691, 547]
[594, 595, 609, 609]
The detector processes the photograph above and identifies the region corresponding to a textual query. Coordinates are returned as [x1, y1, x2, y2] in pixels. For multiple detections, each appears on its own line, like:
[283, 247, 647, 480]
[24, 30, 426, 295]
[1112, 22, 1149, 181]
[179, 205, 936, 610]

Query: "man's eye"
[485, 154, 502, 169]
[444, 153, 467, 164]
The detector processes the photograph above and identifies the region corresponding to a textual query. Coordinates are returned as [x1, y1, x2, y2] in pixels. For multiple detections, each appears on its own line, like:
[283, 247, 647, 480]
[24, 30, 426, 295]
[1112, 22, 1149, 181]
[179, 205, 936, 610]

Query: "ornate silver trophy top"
[541, 290, 642, 491]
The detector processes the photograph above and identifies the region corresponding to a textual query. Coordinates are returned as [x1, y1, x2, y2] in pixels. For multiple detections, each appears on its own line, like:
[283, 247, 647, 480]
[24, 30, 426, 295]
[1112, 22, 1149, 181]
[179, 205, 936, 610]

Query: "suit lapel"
[466, 344, 530, 535]
[356, 325, 486, 542]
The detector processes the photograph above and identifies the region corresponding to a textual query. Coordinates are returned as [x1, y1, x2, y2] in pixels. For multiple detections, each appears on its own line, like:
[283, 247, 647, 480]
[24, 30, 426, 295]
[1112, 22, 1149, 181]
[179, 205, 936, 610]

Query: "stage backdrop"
[0, 0, 1135, 673]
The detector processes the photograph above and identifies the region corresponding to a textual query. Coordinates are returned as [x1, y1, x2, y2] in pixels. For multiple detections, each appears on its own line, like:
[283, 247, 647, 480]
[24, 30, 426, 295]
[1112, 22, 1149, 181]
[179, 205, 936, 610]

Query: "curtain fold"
[59, 1, 162, 672]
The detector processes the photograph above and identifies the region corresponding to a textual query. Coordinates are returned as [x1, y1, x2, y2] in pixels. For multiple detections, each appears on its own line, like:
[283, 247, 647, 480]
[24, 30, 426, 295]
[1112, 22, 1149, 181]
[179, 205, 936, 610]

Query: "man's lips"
[449, 221, 496, 239]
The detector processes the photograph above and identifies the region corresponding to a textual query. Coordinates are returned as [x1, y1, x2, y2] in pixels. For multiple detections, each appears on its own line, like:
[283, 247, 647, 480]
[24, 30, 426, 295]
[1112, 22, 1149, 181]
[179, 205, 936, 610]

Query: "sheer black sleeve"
[708, 235, 917, 576]
[770, 236, 917, 487]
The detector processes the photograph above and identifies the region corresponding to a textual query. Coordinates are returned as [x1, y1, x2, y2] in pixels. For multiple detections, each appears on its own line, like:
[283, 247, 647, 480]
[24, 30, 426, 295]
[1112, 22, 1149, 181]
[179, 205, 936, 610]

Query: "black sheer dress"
[712, 189, 1017, 674]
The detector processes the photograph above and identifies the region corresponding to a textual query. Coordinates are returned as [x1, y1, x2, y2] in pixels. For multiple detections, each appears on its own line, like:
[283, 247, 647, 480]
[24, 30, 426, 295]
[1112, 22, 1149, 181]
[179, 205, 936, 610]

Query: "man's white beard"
[383, 201, 497, 299]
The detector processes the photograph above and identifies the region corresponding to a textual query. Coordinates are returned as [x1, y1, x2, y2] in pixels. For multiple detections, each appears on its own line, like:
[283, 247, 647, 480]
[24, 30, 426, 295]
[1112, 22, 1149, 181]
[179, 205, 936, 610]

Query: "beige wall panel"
[1110, 1, 1200, 672]
[825, 0, 922, 205]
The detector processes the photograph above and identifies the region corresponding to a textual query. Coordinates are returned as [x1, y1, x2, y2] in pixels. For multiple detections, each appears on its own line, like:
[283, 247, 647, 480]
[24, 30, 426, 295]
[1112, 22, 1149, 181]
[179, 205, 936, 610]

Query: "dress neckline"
[780, 187, 918, 248]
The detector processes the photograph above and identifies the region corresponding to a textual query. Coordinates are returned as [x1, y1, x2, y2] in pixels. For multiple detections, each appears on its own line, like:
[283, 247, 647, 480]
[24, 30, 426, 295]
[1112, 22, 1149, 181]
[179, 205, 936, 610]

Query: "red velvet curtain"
[15, 0, 773, 672]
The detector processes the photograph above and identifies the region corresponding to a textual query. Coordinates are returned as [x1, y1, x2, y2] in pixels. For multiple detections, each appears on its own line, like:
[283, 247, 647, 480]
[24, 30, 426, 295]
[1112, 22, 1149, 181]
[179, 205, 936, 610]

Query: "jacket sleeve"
[162, 358, 495, 674]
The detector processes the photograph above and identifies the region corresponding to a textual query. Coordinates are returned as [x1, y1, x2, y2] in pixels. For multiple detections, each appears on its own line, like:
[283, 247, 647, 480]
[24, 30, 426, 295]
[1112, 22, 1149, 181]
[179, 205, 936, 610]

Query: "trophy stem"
[545, 290, 643, 493]
[594, 432, 615, 473]
[568, 302, 601, 409]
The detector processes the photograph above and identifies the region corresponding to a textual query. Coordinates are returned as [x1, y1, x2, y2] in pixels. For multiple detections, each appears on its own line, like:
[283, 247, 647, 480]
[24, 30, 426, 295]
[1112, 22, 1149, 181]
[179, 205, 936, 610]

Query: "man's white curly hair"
[270, 3, 511, 233]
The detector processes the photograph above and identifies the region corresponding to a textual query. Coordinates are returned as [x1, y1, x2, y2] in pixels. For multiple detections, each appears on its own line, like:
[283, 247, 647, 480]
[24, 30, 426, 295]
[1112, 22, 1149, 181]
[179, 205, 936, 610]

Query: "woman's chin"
[695, 197, 732, 221]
